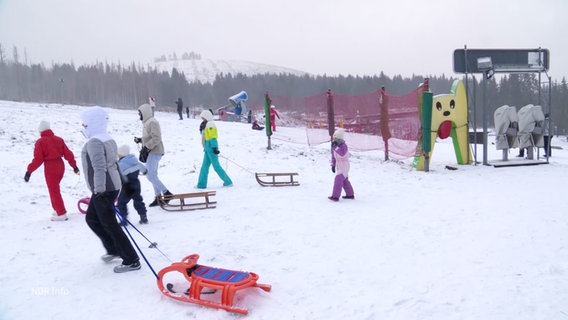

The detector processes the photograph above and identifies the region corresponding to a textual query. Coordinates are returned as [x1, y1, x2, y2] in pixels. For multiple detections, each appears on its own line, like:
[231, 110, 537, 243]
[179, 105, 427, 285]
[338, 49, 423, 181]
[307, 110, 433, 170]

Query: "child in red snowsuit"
[25, 121, 80, 221]
[270, 105, 280, 132]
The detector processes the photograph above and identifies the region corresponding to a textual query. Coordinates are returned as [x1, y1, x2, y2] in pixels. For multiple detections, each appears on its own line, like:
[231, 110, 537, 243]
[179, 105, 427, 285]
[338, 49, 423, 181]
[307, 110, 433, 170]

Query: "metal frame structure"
[453, 46, 551, 165]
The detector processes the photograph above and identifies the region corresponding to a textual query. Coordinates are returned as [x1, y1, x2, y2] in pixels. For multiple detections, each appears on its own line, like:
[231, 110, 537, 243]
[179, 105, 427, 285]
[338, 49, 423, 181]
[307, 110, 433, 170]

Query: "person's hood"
[200, 109, 213, 121]
[80, 106, 112, 142]
[333, 128, 345, 140]
[138, 104, 153, 123]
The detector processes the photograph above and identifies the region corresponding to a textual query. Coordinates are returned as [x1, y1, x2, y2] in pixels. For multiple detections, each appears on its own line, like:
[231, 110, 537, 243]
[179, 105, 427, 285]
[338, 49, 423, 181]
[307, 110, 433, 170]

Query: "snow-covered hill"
[153, 57, 309, 83]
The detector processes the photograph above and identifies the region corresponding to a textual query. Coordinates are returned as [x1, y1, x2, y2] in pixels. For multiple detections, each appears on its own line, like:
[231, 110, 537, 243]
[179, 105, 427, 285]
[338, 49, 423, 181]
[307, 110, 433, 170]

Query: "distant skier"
[175, 98, 183, 120]
[149, 96, 156, 116]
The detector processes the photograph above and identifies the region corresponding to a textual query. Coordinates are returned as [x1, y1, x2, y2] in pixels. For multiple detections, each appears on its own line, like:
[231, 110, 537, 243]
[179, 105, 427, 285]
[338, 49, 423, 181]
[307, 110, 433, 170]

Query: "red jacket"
[27, 130, 77, 173]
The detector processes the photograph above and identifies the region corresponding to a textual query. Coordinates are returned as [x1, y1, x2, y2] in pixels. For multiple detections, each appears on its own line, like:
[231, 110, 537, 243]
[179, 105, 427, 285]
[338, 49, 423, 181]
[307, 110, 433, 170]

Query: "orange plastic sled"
[157, 254, 271, 315]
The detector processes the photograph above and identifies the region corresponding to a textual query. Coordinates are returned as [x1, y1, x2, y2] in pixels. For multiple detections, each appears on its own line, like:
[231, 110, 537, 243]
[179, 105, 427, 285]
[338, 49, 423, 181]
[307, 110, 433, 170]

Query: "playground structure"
[213, 47, 552, 170]
[413, 80, 473, 171]
[265, 78, 471, 170]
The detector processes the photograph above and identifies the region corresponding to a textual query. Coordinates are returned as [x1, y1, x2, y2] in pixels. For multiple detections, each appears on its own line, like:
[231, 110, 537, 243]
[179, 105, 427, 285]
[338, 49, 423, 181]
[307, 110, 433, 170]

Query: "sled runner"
[157, 254, 271, 315]
[255, 172, 299, 187]
[157, 191, 216, 211]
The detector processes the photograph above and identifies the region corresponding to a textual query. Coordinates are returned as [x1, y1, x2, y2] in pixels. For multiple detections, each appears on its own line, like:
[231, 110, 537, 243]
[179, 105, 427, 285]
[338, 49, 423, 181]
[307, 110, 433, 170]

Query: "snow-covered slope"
[1, 100, 568, 319]
[153, 58, 309, 83]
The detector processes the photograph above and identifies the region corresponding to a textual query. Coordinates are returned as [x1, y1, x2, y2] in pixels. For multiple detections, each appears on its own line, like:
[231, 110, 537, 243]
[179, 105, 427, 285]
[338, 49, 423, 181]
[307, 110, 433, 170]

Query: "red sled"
[157, 254, 271, 315]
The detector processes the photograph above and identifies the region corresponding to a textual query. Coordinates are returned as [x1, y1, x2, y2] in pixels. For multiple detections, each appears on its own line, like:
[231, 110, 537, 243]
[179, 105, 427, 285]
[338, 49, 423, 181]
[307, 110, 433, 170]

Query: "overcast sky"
[1, 0, 567, 81]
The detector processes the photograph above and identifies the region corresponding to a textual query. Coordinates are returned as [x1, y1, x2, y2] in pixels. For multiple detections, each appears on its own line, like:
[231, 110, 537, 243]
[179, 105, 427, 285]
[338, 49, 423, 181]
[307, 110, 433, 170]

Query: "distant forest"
[1, 45, 567, 134]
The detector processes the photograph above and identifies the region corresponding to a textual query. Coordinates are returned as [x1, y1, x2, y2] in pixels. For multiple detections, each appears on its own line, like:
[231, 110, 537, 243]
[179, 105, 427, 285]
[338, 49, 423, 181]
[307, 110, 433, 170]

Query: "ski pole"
[113, 207, 172, 262]
[115, 211, 159, 279]
[113, 206, 172, 264]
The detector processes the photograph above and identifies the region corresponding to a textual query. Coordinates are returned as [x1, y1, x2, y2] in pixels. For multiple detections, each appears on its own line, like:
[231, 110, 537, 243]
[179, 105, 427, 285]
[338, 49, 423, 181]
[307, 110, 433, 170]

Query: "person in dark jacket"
[175, 98, 183, 120]
[116, 144, 148, 225]
[25, 120, 80, 221]
[80, 106, 141, 273]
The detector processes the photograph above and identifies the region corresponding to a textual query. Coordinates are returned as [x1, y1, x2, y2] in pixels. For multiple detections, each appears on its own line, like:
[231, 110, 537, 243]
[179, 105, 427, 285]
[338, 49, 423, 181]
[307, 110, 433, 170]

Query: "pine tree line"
[1, 44, 567, 134]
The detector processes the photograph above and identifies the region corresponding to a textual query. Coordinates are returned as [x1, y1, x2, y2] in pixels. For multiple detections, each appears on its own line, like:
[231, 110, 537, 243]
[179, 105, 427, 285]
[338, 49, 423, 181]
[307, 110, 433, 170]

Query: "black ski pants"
[86, 190, 139, 265]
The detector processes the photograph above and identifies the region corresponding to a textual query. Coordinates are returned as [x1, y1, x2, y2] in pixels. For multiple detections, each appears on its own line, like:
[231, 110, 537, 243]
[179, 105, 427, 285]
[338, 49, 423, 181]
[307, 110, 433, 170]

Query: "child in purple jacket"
[328, 129, 355, 201]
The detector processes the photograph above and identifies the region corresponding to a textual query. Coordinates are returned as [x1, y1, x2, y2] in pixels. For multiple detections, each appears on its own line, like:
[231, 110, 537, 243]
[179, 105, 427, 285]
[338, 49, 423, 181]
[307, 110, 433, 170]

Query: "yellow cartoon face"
[432, 80, 467, 139]
[413, 79, 472, 170]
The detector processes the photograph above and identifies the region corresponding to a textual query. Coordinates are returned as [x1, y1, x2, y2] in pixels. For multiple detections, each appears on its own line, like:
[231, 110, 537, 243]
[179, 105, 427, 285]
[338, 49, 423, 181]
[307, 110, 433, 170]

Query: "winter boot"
[148, 197, 159, 207]
[163, 190, 173, 204]
[101, 254, 120, 263]
[328, 196, 339, 202]
[342, 195, 355, 199]
[139, 215, 148, 224]
[51, 213, 69, 221]
[113, 260, 141, 273]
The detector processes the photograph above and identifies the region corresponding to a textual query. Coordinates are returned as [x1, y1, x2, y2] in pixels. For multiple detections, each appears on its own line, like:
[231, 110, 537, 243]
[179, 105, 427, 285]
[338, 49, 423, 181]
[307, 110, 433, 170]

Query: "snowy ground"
[1, 100, 567, 320]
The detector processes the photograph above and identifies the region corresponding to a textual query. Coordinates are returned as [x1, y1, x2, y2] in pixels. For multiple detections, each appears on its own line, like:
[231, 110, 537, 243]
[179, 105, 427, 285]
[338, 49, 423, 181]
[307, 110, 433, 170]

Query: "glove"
[331, 166, 335, 173]
[24, 172, 31, 182]
[331, 140, 338, 147]
[134, 137, 142, 143]
[94, 191, 112, 202]
[213, 147, 220, 155]
[73, 167, 80, 175]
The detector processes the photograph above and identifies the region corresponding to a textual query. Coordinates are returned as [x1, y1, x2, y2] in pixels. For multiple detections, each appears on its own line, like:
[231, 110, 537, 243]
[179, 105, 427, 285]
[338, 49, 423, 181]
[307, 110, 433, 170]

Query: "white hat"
[38, 120, 50, 133]
[118, 144, 130, 157]
[333, 128, 345, 140]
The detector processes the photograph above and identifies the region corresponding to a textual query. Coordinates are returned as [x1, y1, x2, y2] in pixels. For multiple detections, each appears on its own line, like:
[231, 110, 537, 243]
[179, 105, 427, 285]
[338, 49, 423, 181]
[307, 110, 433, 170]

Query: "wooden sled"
[157, 254, 271, 315]
[255, 172, 299, 187]
[158, 191, 216, 211]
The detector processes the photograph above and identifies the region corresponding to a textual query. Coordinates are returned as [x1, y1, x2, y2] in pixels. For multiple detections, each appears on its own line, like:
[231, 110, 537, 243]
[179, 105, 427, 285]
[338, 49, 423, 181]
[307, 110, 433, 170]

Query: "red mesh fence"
[254, 84, 425, 159]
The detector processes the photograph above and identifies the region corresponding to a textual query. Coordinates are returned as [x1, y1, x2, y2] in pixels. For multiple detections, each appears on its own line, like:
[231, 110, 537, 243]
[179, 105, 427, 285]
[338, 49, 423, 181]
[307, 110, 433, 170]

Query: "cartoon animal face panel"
[432, 80, 467, 139]
[413, 79, 472, 170]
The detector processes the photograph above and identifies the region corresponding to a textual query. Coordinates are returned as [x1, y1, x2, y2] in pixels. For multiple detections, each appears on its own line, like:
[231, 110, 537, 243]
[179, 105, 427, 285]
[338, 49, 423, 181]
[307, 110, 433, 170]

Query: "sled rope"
[219, 154, 255, 174]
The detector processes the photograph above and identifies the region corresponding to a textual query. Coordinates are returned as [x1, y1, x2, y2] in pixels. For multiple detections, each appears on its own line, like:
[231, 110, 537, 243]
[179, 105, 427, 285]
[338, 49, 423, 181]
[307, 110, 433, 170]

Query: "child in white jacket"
[329, 129, 355, 201]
